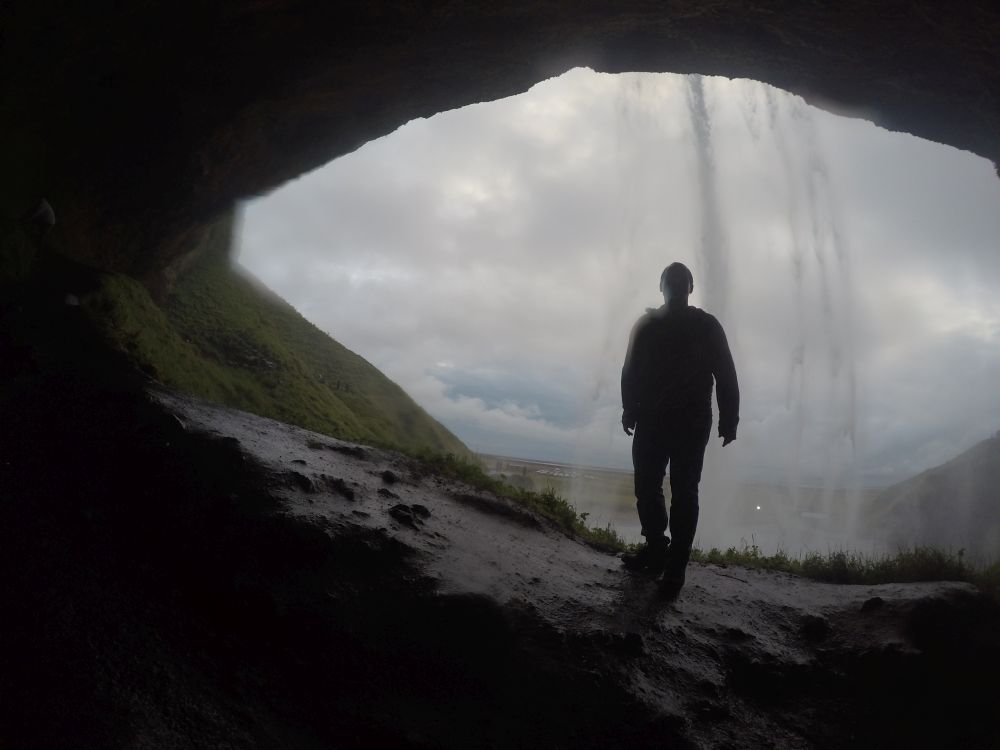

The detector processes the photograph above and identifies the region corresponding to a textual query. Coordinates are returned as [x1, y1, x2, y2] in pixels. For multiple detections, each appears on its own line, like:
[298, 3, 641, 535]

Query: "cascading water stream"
[762, 85, 860, 546]
[686, 74, 729, 324]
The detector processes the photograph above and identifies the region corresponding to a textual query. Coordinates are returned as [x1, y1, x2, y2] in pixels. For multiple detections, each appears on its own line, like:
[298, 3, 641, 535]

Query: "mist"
[238, 69, 1000, 552]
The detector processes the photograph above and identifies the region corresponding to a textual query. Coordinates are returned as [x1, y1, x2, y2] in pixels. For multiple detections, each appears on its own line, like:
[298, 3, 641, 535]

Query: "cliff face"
[865, 435, 1000, 558]
[4, 1, 999, 280]
[1, 355, 997, 747]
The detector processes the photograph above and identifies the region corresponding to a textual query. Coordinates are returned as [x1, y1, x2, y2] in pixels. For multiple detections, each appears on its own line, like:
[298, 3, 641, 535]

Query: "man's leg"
[623, 420, 671, 571]
[632, 420, 670, 540]
[662, 416, 711, 592]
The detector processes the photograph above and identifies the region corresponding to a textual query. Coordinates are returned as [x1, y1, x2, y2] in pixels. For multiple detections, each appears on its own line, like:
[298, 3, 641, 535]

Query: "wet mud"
[1, 374, 999, 748]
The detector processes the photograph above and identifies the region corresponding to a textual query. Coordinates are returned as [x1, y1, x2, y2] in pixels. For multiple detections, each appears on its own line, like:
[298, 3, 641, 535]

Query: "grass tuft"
[689, 539, 999, 597]
[415, 451, 629, 551]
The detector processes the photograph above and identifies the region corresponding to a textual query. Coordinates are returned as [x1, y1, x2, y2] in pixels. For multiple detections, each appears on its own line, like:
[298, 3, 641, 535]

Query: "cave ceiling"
[5, 1, 998, 277]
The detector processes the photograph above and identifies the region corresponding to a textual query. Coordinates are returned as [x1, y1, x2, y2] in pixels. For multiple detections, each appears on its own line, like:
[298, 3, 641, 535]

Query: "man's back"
[622, 305, 739, 435]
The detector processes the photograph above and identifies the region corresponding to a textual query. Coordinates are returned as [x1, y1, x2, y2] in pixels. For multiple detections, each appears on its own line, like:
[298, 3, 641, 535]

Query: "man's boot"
[621, 535, 670, 573]
[659, 546, 690, 599]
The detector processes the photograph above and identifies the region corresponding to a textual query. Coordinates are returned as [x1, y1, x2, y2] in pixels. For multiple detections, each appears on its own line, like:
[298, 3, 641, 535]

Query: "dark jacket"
[621, 305, 739, 437]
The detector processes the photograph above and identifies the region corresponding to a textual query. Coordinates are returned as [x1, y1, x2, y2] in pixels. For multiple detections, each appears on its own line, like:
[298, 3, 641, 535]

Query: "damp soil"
[1, 366, 999, 748]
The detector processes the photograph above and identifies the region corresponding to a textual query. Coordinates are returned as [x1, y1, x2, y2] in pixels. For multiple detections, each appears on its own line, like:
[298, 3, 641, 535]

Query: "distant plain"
[481, 452, 882, 553]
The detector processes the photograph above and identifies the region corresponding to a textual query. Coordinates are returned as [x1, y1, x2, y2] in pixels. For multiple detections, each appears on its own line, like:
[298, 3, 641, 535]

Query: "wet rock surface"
[1, 375, 999, 747]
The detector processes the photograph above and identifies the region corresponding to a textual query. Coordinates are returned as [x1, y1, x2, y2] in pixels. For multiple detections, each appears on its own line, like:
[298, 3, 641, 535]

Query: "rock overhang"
[4, 1, 998, 277]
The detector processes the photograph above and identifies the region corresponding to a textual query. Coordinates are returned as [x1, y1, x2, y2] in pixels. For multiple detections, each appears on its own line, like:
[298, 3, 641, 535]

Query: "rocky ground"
[3, 342, 998, 748]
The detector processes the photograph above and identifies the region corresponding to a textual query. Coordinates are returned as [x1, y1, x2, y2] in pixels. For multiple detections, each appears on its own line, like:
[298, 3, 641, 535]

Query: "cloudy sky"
[237, 68, 1000, 488]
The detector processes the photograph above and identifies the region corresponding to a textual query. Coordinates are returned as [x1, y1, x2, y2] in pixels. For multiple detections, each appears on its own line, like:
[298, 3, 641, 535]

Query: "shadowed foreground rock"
[2, 358, 998, 748]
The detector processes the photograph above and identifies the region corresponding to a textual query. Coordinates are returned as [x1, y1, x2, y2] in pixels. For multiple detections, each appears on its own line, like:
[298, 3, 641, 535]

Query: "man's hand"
[622, 411, 637, 437]
[721, 433, 736, 447]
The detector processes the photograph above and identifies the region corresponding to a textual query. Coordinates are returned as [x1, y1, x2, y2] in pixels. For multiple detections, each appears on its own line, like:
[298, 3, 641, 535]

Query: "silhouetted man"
[620, 262, 739, 597]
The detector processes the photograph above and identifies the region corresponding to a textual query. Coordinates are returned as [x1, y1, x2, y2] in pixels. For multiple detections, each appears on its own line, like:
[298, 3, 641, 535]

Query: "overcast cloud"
[237, 69, 1000, 489]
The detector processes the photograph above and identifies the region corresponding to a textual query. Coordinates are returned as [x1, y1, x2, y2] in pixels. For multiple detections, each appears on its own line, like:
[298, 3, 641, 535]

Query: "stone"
[861, 596, 885, 613]
[6, 4, 998, 280]
[287, 471, 315, 493]
[320, 475, 355, 501]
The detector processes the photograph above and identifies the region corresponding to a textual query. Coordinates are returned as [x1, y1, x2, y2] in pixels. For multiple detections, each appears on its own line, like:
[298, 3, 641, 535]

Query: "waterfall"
[761, 83, 860, 545]
[574, 72, 862, 549]
[684, 76, 860, 549]
[686, 75, 729, 323]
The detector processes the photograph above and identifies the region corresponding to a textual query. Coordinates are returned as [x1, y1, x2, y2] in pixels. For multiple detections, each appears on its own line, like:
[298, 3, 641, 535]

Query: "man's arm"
[621, 318, 644, 436]
[711, 318, 740, 445]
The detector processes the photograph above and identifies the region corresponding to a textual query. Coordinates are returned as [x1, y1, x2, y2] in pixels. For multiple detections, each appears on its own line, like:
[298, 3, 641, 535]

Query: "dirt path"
[158, 387, 1000, 749]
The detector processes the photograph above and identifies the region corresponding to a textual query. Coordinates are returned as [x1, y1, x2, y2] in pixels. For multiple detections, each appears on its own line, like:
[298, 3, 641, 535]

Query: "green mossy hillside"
[81, 249, 467, 457]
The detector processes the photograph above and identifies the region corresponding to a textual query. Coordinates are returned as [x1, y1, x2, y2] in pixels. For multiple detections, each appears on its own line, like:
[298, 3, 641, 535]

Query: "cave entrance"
[236, 68, 1000, 551]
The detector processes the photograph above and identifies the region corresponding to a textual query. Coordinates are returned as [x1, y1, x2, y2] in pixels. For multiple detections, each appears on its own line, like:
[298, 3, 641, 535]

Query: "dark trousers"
[632, 412, 712, 556]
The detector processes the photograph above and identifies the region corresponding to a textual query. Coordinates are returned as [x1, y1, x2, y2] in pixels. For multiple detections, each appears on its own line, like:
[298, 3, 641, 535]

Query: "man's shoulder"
[632, 306, 663, 330]
[632, 306, 724, 336]
[689, 306, 723, 329]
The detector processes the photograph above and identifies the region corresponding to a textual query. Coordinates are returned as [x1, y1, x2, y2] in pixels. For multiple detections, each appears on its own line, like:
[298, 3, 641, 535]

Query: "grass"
[415, 451, 630, 551]
[79, 214, 467, 457]
[689, 541, 1000, 598]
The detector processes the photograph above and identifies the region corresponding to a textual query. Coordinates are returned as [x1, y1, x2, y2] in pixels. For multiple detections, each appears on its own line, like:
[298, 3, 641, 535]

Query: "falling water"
[682, 76, 861, 551]
[567, 73, 862, 550]
[682, 74, 737, 549]
[565, 74, 663, 541]
[763, 85, 860, 548]
[685, 75, 729, 323]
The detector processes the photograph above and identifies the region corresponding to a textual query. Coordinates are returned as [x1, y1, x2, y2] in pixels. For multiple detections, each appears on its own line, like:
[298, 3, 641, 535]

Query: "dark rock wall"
[4, 1, 999, 278]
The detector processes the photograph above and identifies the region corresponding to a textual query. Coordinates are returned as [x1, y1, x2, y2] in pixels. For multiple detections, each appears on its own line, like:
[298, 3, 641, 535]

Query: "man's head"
[660, 262, 694, 306]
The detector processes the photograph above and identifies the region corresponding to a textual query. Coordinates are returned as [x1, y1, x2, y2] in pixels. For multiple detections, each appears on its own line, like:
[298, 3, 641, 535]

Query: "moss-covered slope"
[81, 247, 467, 457]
